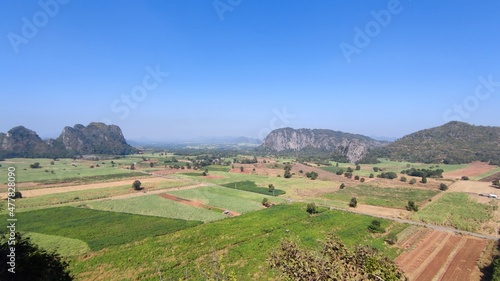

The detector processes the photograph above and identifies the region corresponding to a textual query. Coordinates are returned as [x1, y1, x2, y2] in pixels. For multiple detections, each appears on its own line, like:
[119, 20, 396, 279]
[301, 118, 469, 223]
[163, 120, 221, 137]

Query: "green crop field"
[323, 185, 440, 209]
[84, 195, 227, 222]
[25, 232, 91, 257]
[15, 206, 201, 251]
[0, 158, 144, 184]
[169, 185, 273, 213]
[412, 192, 495, 232]
[185, 171, 337, 197]
[206, 165, 231, 172]
[15, 179, 192, 210]
[69, 204, 406, 280]
[221, 181, 286, 196]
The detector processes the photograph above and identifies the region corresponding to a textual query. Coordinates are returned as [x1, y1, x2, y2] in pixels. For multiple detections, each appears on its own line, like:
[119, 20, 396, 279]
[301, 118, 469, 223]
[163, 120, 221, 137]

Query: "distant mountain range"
[259, 127, 388, 163]
[259, 122, 500, 165]
[370, 121, 500, 165]
[128, 136, 261, 147]
[0, 122, 136, 158]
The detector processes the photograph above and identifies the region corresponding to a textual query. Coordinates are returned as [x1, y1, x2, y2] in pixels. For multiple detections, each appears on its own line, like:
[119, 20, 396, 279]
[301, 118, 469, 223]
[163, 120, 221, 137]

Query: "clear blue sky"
[1, 0, 499, 141]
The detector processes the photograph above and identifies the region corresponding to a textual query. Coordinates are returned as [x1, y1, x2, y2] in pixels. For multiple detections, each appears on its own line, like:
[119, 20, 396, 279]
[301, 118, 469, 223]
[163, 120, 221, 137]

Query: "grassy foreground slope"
[69, 204, 406, 280]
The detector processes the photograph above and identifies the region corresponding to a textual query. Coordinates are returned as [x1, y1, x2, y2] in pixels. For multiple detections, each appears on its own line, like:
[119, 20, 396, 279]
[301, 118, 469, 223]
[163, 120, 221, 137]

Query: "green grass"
[206, 165, 231, 172]
[0, 158, 144, 184]
[15, 179, 193, 210]
[169, 185, 273, 213]
[25, 232, 91, 257]
[412, 192, 495, 232]
[14, 206, 201, 251]
[220, 181, 286, 196]
[84, 195, 227, 222]
[324, 185, 440, 209]
[69, 204, 406, 280]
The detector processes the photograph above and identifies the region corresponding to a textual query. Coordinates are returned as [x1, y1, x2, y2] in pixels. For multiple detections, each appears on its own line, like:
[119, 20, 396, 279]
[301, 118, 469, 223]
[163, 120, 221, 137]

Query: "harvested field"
[443, 162, 496, 179]
[449, 180, 498, 195]
[480, 172, 500, 182]
[395, 229, 488, 281]
[158, 193, 239, 216]
[0, 177, 170, 198]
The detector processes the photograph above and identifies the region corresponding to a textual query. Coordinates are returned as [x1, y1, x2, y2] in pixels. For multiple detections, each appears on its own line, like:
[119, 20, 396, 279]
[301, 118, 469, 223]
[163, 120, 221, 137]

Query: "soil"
[395, 229, 488, 281]
[1, 177, 172, 198]
[443, 162, 497, 179]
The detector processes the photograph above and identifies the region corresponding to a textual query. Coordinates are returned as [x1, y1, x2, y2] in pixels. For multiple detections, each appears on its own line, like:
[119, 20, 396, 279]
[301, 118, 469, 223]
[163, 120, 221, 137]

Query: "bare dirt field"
[480, 172, 500, 182]
[395, 228, 488, 280]
[443, 162, 496, 179]
[0, 177, 171, 198]
[354, 204, 411, 219]
[449, 180, 498, 195]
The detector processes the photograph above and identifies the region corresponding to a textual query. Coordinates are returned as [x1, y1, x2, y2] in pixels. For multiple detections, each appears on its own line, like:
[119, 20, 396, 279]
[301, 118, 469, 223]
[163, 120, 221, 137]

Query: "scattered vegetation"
[268, 233, 406, 280]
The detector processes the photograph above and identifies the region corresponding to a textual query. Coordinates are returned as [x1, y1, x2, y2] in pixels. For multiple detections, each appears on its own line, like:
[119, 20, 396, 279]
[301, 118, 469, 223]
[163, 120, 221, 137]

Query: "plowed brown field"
[395, 229, 487, 280]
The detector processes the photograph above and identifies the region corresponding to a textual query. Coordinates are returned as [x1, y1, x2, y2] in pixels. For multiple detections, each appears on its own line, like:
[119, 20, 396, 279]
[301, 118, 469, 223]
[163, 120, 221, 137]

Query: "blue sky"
[1, 0, 499, 141]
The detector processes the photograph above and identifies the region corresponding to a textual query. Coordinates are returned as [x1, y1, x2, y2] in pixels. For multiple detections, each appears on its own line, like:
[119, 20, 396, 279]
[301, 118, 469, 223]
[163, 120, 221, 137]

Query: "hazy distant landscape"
[2, 1, 500, 280]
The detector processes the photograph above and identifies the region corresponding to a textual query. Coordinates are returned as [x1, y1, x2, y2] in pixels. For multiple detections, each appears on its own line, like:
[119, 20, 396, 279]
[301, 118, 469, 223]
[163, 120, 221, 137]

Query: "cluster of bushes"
[401, 168, 444, 178]
[305, 171, 318, 180]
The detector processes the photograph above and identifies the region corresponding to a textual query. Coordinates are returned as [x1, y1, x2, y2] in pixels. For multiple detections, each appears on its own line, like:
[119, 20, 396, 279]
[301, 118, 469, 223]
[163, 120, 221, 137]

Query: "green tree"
[349, 197, 357, 208]
[262, 198, 271, 207]
[406, 201, 418, 211]
[354, 175, 360, 180]
[409, 178, 417, 184]
[0, 232, 73, 280]
[30, 162, 41, 169]
[461, 176, 469, 180]
[360, 178, 365, 183]
[421, 175, 427, 184]
[130, 163, 135, 170]
[340, 183, 345, 189]
[268, 184, 275, 193]
[132, 180, 142, 190]
[400, 176, 407, 182]
[369, 173, 374, 178]
[306, 203, 317, 214]
[439, 183, 448, 191]
[355, 165, 361, 170]
[149, 162, 154, 168]
[240, 166, 244, 172]
[493, 180, 500, 188]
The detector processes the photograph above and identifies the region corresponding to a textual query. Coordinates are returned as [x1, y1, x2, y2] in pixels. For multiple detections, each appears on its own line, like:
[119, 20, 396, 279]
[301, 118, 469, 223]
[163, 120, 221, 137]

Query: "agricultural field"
[83, 195, 227, 222]
[68, 204, 405, 280]
[395, 228, 488, 281]
[0, 157, 145, 184]
[412, 192, 496, 232]
[1, 154, 497, 280]
[323, 185, 440, 209]
[15, 206, 201, 251]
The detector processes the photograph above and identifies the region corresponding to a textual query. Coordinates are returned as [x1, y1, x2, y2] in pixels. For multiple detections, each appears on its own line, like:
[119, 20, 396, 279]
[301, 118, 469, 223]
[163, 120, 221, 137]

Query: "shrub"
[349, 197, 357, 208]
[406, 201, 418, 212]
[421, 175, 427, 184]
[368, 220, 385, 233]
[385, 232, 398, 245]
[369, 173, 374, 178]
[306, 203, 317, 214]
[340, 183, 345, 189]
[400, 176, 407, 182]
[262, 198, 271, 207]
[409, 178, 417, 185]
[355, 165, 361, 170]
[360, 178, 365, 183]
[30, 162, 41, 169]
[354, 175, 360, 180]
[336, 169, 344, 175]
[439, 183, 448, 191]
[132, 180, 142, 190]
[461, 176, 469, 180]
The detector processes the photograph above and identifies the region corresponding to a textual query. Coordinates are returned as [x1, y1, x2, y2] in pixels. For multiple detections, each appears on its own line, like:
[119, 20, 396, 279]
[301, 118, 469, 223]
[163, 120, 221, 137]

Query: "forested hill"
[259, 127, 387, 163]
[0, 122, 137, 158]
[368, 121, 500, 165]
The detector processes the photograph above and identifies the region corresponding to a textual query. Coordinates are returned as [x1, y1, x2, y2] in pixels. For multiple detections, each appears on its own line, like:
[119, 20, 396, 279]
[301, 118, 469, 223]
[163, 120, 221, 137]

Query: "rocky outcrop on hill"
[260, 128, 387, 163]
[59, 122, 135, 155]
[0, 122, 136, 158]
